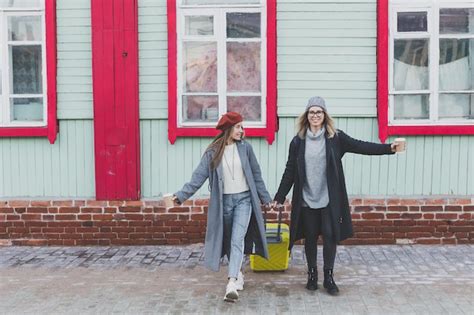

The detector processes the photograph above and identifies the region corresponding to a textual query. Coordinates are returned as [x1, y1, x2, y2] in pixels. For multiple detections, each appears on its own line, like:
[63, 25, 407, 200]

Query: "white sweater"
[222, 143, 249, 194]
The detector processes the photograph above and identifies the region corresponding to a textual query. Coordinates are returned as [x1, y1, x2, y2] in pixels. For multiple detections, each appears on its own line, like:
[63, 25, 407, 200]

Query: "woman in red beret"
[173, 112, 273, 302]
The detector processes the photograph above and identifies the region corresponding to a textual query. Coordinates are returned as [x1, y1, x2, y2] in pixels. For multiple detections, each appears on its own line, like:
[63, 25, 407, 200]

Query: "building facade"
[0, 0, 473, 246]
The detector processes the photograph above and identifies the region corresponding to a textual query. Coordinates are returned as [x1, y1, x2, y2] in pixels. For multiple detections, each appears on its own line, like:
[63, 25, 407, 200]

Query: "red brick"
[362, 199, 386, 206]
[423, 213, 435, 219]
[59, 207, 80, 214]
[27, 207, 48, 214]
[104, 207, 117, 213]
[31, 201, 51, 207]
[129, 221, 152, 227]
[77, 214, 92, 221]
[408, 206, 420, 212]
[81, 207, 103, 214]
[421, 206, 443, 212]
[407, 232, 433, 238]
[86, 200, 107, 207]
[146, 226, 170, 233]
[14, 208, 26, 214]
[168, 207, 190, 213]
[6, 215, 20, 220]
[21, 214, 42, 221]
[74, 200, 86, 207]
[93, 232, 117, 239]
[52, 200, 73, 206]
[0, 208, 14, 214]
[183, 200, 193, 206]
[9, 200, 30, 207]
[354, 206, 374, 212]
[142, 207, 153, 214]
[399, 199, 423, 206]
[119, 206, 142, 213]
[425, 199, 446, 205]
[394, 220, 416, 226]
[435, 213, 458, 220]
[92, 214, 114, 221]
[400, 213, 422, 220]
[108, 201, 124, 207]
[386, 213, 401, 219]
[417, 238, 440, 244]
[351, 213, 361, 220]
[48, 207, 59, 213]
[387, 198, 401, 206]
[361, 213, 385, 219]
[441, 238, 457, 244]
[55, 214, 76, 220]
[123, 214, 144, 221]
[448, 198, 471, 205]
[144, 201, 165, 207]
[436, 226, 448, 232]
[48, 221, 81, 227]
[153, 207, 167, 213]
[194, 199, 209, 206]
[464, 206, 474, 211]
[76, 240, 100, 246]
[459, 213, 472, 220]
[449, 226, 473, 232]
[387, 206, 408, 212]
[124, 201, 144, 207]
[445, 205, 462, 212]
[129, 233, 152, 239]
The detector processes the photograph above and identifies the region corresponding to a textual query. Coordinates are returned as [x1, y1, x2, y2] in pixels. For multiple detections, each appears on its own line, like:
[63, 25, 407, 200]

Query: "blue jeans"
[223, 190, 252, 279]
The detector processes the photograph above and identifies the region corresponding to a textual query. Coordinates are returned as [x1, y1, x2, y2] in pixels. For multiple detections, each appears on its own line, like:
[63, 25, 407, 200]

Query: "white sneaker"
[235, 271, 244, 291]
[224, 279, 239, 302]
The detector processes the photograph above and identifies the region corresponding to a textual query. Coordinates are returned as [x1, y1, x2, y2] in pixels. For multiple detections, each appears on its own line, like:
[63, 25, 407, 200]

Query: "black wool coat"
[274, 129, 394, 249]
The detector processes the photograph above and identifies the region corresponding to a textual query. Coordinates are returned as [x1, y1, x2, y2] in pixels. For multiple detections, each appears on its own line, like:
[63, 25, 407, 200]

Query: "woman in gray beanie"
[273, 96, 403, 295]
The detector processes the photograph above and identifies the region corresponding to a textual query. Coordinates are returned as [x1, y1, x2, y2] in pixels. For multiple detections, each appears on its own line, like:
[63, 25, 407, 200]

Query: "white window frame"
[0, 3, 46, 127]
[176, 0, 266, 128]
[389, 0, 474, 126]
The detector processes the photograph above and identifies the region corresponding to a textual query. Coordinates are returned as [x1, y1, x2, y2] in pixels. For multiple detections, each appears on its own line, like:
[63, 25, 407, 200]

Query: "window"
[0, 0, 57, 143]
[168, 0, 277, 144]
[377, 0, 474, 142]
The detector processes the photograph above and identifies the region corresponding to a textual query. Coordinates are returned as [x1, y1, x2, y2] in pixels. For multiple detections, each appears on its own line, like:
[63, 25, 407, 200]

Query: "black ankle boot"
[323, 268, 339, 295]
[306, 267, 318, 290]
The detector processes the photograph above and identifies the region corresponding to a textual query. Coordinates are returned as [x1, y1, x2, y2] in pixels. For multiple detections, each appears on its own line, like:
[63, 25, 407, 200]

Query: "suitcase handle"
[263, 204, 284, 243]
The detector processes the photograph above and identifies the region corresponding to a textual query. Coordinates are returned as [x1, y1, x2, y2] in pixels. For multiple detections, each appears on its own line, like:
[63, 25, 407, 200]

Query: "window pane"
[439, 39, 473, 91]
[8, 16, 42, 41]
[394, 94, 429, 120]
[227, 96, 261, 121]
[185, 16, 213, 36]
[182, 95, 218, 122]
[11, 97, 43, 122]
[227, 42, 261, 92]
[440, 8, 474, 34]
[397, 12, 427, 32]
[10, 45, 42, 94]
[393, 39, 429, 91]
[183, 0, 259, 4]
[227, 13, 260, 38]
[0, 0, 41, 8]
[439, 94, 474, 120]
[183, 42, 217, 93]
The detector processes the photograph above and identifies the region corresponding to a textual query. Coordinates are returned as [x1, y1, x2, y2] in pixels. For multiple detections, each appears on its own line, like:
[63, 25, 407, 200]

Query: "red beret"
[216, 112, 243, 131]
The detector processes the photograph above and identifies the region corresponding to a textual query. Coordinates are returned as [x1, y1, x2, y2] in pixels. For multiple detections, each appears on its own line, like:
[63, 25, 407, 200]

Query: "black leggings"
[301, 206, 337, 270]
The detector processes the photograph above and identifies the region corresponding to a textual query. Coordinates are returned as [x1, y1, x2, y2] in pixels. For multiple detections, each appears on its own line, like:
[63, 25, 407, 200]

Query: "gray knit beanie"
[306, 96, 327, 112]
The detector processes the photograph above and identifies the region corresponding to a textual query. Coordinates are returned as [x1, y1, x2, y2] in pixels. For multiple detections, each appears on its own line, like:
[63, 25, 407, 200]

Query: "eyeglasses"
[308, 110, 324, 117]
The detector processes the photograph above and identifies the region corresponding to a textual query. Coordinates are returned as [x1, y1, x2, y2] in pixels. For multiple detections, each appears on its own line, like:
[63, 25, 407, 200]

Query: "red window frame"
[167, 0, 277, 144]
[377, 0, 474, 143]
[0, 0, 57, 144]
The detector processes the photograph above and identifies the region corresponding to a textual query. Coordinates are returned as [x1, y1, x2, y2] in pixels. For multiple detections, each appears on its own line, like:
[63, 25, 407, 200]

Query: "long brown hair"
[206, 126, 245, 170]
[296, 107, 337, 139]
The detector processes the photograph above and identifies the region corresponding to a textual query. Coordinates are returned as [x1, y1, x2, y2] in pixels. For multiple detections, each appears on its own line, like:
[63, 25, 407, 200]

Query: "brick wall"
[0, 197, 473, 246]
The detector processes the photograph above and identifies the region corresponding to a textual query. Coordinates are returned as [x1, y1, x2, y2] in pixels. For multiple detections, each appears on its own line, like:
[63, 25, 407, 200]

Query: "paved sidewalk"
[0, 245, 473, 314]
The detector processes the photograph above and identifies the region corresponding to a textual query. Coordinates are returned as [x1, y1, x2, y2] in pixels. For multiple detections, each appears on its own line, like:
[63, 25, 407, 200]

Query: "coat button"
[339, 217, 343, 223]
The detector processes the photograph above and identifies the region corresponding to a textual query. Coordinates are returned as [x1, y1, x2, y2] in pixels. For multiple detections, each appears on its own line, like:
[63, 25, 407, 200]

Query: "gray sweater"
[302, 127, 329, 209]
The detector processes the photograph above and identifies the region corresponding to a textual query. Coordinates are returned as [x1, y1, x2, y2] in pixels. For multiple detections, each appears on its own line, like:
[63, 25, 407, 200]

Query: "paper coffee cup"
[163, 193, 175, 208]
[394, 138, 406, 153]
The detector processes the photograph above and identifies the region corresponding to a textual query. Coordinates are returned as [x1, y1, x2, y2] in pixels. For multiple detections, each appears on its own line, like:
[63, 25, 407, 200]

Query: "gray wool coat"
[175, 140, 273, 272]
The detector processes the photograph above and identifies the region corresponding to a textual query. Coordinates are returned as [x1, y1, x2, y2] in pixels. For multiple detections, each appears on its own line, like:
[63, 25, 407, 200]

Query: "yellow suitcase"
[250, 206, 290, 271]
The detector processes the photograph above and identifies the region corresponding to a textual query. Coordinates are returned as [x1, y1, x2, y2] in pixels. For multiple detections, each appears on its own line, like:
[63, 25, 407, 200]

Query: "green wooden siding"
[56, 0, 93, 119]
[0, 120, 95, 198]
[140, 117, 474, 198]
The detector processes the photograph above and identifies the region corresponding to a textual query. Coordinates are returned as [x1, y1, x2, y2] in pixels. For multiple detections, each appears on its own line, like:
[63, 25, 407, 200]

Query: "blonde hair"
[206, 125, 245, 170]
[296, 108, 337, 139]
